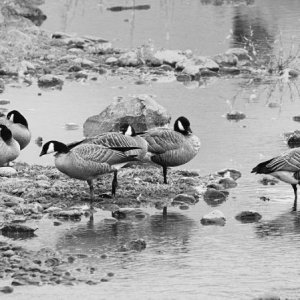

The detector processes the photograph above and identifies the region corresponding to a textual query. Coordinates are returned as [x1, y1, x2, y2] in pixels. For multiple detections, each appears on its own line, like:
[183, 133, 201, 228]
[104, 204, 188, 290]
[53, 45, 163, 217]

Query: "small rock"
[259, 177, 278, 186]
[179, 205, 189, 210]
[235, 211, 262, 223]
[118, 51, 143, 67]
[0, 167, 17, 177]
[38, 75, 64, 89]
[226, 111, 246, 121]
[3, 249, 15, 257]
[65, 123, 79, 130]
[203, 189, 227, 206]
[128, 239, 146, 251]
[217, 169, 242, 180]
[154, 50, 186, 67]
[225, 48, 251, 61]
[105, 57, 118, 64]
[201, 210, 226, 226]
[173, 194, 196, 205]
[53, 209, 83, 219]
[218, 177, 238, 189]
[0, 286, 13, 294]
[103, 217, 118, 224]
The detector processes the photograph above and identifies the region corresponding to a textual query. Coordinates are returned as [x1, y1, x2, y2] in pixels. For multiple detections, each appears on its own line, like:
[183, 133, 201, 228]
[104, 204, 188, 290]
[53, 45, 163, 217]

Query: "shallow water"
[3, 0, 300, 299]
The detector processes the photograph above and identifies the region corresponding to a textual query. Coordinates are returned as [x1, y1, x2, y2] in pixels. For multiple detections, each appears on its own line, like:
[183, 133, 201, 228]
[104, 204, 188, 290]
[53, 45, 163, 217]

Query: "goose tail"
[251, 158, 274, 174]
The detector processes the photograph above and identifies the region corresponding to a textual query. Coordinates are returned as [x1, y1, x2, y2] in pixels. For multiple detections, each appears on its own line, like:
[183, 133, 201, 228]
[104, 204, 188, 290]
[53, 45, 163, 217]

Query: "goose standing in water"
[252, 148, 300, 211]
[40, 140, 139, 201]
[0, 124, 20, 166]
[139, 116, 201, 184]
[0, 110, 31, 150]
[67, 124, 148, 194]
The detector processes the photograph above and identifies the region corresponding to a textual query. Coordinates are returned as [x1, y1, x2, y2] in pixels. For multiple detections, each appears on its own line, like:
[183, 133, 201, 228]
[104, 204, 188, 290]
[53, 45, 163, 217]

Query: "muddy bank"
[0, 162, 240, 292]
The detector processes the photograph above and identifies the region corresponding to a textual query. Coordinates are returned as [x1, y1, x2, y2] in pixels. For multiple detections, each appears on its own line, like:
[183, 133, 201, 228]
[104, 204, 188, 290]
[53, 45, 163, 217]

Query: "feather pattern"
[0, 111, 31, 150]
[141, 127, 200, 167]
[0, 125, 20, 166]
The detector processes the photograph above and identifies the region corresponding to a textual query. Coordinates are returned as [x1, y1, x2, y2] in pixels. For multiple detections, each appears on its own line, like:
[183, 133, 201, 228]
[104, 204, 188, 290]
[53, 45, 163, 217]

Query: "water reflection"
[256, 211, 300, 239]
[55, 210, 196, 254]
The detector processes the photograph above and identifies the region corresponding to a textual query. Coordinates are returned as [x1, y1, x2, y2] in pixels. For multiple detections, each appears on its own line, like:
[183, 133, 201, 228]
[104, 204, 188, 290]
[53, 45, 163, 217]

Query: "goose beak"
[187, 127, 192, 134]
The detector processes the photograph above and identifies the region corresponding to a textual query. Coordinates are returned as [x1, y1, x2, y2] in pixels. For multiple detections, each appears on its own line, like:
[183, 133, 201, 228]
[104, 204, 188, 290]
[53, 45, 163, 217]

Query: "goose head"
[7, 110, 29, 128]
[174, 116, 192, 135]
[0, 124, 13, 142]
[40, 140, 69, 156]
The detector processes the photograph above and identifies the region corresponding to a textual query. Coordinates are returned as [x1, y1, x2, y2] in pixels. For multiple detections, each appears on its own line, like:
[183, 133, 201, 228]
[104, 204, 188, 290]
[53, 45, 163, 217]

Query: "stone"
[105, 57, 118, 64]
[235, 211, 262, 223]
[218, 178, 238, 189]
[225, 48, 251, 61]
[217, 169, 242, 180]
[0, 167, 16, 177]
[203, 188, 227, 207]
[212, 53, 238, 67]
[118, 51, 143, 67]
[173, 194, 196, 205]
[128, 239, 146, 251]
[226, 111, 246, 120]
[112, 208, 148, 220]
[37, 75, 64, 89]
[0, 224, 38, 235]
[220, 67, 241, 75]
[83, 94, 171, 136]
[154, 50, 186, 67]
[0, 286, 13, 294]
[0, 193, 24, 207]
[103, 217, 118, 224]
[201, 210, 226, 226]
[53, 209, 83, 219]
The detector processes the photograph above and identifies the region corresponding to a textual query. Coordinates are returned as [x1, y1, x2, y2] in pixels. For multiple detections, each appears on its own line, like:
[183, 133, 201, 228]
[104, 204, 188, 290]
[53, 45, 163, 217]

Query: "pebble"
[0, 286, 13, 293]
[235, 211, 262, 223]
[0, 167, 17, 177]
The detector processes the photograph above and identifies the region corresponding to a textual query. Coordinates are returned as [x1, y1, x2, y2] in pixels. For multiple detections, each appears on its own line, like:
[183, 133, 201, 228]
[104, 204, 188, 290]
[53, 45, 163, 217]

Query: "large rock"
[83, 94, 171, 136]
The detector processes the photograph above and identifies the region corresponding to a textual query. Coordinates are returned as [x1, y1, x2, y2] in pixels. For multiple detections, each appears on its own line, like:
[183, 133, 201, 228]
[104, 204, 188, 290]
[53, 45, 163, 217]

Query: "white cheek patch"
[125, 125, 133, 136]
[177, 121, 185, 131]
[47, 143, 55, 154]
[8, 114, 14, 121]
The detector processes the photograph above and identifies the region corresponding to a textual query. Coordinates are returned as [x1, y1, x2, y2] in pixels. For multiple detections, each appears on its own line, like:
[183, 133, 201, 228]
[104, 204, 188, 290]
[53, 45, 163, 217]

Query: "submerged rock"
[0, 223, 38, 238]
[38, 75, 64, 89]
[218, 177, 238, 189]
[112, 208, 148, 221]
[235, 211, 262, 223]
[203, 188, 227, 207]
[217, 168, 242, 181]
[83, 94, 171, 136]
[201, 210, 226, 226]
[226, 111, 246, 121]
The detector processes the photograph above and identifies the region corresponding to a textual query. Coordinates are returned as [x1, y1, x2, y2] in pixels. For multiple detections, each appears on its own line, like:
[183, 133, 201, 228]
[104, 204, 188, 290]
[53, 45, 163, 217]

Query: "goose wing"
[73, 144, 135, 166]
[69, 132, 134, 149]
[267, 148, 300, 172]
[141, 129, 185, 154]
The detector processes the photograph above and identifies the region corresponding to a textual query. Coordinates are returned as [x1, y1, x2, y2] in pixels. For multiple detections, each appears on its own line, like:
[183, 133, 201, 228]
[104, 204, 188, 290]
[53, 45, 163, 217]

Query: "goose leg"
[87, 179, 94, 209]
[112, 170, 118, 197]
[292, 184, 297, 211]
[163, 166, 168, 184]
[163, 206, 167, 217]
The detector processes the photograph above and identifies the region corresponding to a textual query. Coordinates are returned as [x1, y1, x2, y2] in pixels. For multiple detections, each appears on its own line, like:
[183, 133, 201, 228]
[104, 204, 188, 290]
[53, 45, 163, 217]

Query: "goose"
[39, 140, 139, 201]
[0, 110, 31, 150]
[251, 147, 300, 211]
[67, 124, 148, 192]
[139, 116, 201, 184]
[0, 124, 20, 166]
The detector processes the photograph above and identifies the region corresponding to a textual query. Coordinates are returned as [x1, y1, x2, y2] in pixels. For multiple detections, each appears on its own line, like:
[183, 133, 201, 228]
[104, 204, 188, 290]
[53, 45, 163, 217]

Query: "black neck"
[7, 110, 29, 128]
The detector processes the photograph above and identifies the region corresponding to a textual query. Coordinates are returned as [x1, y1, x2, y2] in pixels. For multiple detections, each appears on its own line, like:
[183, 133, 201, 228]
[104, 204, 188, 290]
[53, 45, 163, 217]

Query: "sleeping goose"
[0, 110, 31, 150]
[40, 140, 139, 200]
[252, 148, 300, 211]
[139, 116, 201, 184]
[67, 123, 148, 191]
[0, 124, 20, 166]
